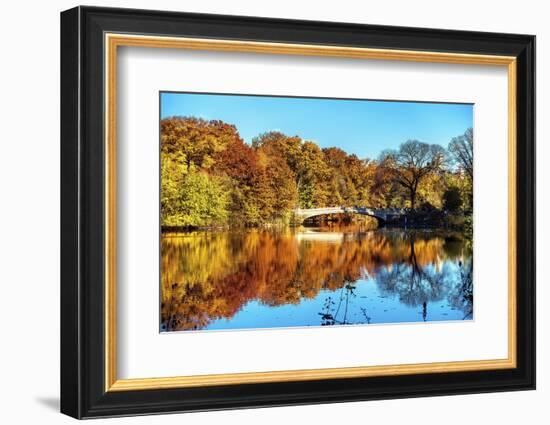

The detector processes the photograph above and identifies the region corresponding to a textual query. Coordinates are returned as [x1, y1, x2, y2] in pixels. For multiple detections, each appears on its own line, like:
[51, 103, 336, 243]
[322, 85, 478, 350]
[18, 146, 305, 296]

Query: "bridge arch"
[292, 206, 405, 226]
[300, 211, 385, 225]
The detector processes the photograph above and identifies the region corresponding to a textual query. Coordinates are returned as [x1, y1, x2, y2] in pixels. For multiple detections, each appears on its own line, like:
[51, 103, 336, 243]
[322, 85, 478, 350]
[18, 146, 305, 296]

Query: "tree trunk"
[410, 189, 416, 210]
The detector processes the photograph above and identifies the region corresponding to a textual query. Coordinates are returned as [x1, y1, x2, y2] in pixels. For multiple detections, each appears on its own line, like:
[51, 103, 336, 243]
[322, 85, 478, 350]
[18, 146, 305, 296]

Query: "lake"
[160, 226, 473, 332]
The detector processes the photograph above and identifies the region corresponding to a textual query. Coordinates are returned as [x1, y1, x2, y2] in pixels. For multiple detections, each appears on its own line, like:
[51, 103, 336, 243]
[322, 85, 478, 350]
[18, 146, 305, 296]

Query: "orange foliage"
[161, 229, 468, 331]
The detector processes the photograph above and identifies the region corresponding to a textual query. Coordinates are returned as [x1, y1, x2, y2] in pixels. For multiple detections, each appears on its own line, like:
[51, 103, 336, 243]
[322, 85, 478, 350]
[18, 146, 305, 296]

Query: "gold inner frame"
[104, 33, 517, 392]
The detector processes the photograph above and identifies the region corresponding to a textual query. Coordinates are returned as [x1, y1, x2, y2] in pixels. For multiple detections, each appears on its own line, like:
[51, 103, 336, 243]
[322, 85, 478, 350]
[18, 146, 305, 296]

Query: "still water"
[160, 227, 473, 332]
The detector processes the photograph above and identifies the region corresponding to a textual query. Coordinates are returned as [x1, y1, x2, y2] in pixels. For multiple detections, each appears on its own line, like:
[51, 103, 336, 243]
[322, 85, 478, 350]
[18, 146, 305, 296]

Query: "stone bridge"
[293, 206, 407, 224]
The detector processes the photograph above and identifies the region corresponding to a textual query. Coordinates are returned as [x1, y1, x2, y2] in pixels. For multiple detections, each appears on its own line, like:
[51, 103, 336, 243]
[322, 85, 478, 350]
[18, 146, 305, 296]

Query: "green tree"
[162, 171, 229, 227]
[443, 186, 463, 212]
[161, 154, 187, 224]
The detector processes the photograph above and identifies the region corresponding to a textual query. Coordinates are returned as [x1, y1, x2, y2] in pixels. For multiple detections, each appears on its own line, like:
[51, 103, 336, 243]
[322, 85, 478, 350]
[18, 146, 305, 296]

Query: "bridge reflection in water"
[160, 228, 473, 332]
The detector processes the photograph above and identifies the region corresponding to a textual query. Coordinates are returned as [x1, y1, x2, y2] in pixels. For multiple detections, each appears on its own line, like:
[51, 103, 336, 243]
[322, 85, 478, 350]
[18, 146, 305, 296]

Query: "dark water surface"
[160, 227, 473, 332]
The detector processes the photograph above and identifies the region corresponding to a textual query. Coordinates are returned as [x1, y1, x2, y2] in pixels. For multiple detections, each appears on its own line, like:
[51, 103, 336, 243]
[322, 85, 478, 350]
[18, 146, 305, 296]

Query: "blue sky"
[160, 92, 473, 160]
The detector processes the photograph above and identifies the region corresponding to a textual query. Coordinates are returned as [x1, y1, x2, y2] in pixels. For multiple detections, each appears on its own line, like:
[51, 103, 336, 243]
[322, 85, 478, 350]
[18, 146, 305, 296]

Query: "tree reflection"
[161, 229, 473, 331]
[447, 258, 473, 319]
[375, 233, 473, 321]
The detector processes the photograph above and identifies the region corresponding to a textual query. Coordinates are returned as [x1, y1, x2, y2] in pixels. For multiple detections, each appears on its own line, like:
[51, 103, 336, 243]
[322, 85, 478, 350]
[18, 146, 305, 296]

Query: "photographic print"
[160, 92, 474, 332]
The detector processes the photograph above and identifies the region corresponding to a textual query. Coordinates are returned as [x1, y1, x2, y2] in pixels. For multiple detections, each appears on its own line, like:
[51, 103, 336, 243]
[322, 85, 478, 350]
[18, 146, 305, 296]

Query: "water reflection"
[160, 228, 473, 332]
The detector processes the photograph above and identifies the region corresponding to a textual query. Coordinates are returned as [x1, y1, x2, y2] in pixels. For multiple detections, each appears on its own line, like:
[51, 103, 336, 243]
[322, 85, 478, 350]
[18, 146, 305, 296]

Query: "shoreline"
[160, 221, 468, 234]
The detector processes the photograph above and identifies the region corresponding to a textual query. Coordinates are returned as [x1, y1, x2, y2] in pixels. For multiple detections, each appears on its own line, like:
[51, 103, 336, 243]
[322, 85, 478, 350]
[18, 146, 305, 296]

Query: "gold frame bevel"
[104, 33, 517, 392]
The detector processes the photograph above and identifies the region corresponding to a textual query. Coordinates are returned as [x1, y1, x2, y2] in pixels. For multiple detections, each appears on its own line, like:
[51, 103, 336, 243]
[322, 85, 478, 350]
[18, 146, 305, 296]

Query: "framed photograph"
[60, 6, 535, 419]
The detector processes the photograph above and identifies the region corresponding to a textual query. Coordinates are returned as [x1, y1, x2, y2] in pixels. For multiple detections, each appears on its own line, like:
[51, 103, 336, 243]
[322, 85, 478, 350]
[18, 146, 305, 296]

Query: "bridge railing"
[294, 206, 408, 215]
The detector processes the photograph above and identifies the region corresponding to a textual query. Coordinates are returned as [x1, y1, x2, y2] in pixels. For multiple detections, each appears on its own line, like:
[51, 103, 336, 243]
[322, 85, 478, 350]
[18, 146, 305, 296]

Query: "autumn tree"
[416, 171, 446, 209]
[161, 117, 241, 171]
[321, 147, 373, 207]
[161, 117, 239, 226]
[322, 147, 351, 206]
[296, 141, 330, 208]
[213, 137, 264, 224]
[255, 147, 298, 222]
[380, 140, 446, 209]
[370, 155, 403, 207]
[343, 154, 372, 206]
[253, 132, 329, 208]
[160, 115, 470, 228]
[252, 133, 377, 210]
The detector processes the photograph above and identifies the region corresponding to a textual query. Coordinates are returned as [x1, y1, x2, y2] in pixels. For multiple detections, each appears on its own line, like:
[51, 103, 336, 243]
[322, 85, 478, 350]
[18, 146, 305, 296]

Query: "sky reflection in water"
[160, 228, 473, 332]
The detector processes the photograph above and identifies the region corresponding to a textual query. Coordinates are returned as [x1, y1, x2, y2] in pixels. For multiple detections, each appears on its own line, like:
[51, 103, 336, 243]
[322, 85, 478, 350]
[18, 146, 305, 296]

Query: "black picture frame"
[61, 5, 535, 419]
